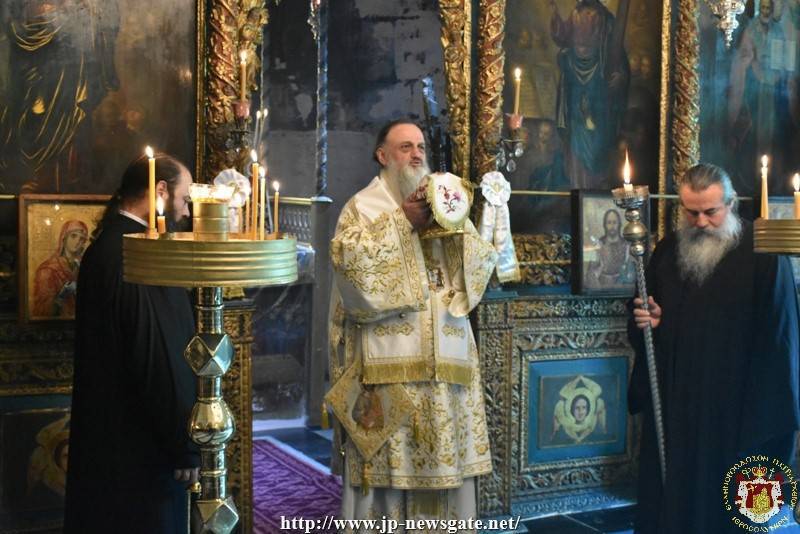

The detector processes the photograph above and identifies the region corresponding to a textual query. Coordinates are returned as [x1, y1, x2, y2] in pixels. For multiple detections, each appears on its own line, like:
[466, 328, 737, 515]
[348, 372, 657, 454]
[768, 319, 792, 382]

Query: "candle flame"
[250, 149, 258, 163]
[514, 67, 521, 81]
[256, 110, 262, 119]
[145, 146, 154, 159]
[273, 181, 280, 192]
[262, 108, 269, 118]
[762, 154, 769, 168]
[623, 151, 631, 184]
[156, 196, 164, 216]
[239, 50, 247, 64]
[259, 166, 266, 178]
[794, 173, 800, 192]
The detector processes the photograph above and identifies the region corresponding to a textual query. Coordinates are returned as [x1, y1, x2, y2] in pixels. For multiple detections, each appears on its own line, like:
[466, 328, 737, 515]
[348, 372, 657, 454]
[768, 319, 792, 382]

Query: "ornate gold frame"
[438, 0, 473, 181]
[476, 295, 638, 517]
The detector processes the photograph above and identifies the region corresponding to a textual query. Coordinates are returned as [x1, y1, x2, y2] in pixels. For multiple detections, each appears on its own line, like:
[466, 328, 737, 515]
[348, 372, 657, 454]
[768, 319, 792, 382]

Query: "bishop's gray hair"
[680, 163, 738, 208]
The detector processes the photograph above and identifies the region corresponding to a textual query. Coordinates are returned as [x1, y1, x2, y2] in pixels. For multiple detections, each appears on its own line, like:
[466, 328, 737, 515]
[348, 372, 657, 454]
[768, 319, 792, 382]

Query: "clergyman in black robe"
[628, 163, 800, 533]
[64, 154, 197, 533]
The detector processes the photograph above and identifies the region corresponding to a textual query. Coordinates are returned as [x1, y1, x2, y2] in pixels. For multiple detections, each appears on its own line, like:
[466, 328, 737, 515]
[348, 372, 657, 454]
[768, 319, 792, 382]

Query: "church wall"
[263, 0, 445, 223]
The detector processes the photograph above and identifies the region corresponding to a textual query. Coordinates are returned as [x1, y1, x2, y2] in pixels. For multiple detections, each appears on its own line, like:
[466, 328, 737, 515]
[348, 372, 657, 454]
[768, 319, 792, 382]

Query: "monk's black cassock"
[628, 221, 800, 533]
[64, 213, 198, 533]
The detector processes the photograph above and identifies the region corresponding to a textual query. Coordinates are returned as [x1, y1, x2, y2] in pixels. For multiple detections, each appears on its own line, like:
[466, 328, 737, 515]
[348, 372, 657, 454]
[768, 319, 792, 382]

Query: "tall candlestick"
[145, 146, 156, 232]
[259, 177, 266, 240]
[623, 150, 633, 192]
[250, 150, 259, 238]
[156, 196, 166, 234]
[239, 51, 248, 101]
[273, 181, 281, 236]
[761, 155, 769, 220]
[794, 174, 800, 220]
[513, 68, 522, 116]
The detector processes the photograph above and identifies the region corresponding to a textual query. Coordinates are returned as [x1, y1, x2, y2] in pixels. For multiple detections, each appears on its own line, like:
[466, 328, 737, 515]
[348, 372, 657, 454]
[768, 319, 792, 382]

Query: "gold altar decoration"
[438, 0, 472, 181]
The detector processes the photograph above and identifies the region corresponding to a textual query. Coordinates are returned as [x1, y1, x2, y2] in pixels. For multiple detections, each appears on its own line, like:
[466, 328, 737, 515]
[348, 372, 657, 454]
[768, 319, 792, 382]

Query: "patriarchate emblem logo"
[723, 456, 798, 531]
[735, 465, 783, 524]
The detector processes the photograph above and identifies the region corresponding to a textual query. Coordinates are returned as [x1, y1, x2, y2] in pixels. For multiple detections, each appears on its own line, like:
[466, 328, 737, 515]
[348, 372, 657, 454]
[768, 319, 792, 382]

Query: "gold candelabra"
[123, 199, 297, 533]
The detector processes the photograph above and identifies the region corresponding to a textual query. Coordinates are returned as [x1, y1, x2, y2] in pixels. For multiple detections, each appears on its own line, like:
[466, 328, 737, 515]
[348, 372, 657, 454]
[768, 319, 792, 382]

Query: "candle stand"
[612, 184, 667, 484]
[123, 203, 297, 533]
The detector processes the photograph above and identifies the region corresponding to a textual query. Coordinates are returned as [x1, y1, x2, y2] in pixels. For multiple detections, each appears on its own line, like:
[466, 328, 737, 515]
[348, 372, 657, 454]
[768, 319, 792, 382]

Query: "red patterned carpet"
[253, 438, 342, 533]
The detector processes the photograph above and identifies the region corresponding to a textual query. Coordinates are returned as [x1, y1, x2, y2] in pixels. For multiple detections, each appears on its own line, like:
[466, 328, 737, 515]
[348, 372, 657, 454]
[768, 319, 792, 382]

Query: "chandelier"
[706, 0, 746, 48]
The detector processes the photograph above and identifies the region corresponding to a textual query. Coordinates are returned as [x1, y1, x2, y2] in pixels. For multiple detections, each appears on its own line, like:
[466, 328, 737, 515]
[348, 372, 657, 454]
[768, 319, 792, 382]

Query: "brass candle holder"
[612, 184, 667, 484]
[123, 199, 297, 533]
[753, 219, 800, 255]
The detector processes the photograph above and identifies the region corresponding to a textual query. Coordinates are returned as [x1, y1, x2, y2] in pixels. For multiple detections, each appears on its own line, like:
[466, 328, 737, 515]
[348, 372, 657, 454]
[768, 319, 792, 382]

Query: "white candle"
[259, 177, 266, 240]
[250, 150, 259, 239]
[513, 68, 522, 116]
[761, 155, 769, 220]
[145, 146, 156, 232]
[156, 196, 166, 234]
[273, 181, 281, 236]
[239, 51, 248, 101]
[623, 150, 633, 192]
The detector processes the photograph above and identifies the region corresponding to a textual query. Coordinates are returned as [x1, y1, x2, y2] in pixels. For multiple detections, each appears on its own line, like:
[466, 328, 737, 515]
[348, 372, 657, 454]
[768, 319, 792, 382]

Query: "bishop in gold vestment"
[328, 120, 497, 529]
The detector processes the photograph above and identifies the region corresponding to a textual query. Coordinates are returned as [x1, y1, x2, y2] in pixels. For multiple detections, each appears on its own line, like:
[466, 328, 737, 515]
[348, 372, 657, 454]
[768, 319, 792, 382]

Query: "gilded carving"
[512, 234, 571, 286]
[222, 303, 255, 534]
[0, 321, 74, 396]
[477, 328, 513, 516]
[476, 295, 638, 515]
[205, 0, 269, 181]
[671, 0, 700, 193]
[473, 0, 506, 179]
[438, 0, 472, 181]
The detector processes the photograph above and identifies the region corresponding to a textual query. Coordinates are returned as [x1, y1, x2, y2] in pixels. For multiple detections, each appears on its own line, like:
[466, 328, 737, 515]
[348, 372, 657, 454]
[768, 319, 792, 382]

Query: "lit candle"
[239, 51, 248, 101]
[156, 196, 166, 234]
[793, 174, 800, 220]
[513, 68, 522, 116]
[761, 155, 769, 220]
[273, 181, 281, 236]
[259, 176, 266, 240]
[145, 146, 156, 232]
[250, 150, 259, 239]
[623, 150, 633, 192]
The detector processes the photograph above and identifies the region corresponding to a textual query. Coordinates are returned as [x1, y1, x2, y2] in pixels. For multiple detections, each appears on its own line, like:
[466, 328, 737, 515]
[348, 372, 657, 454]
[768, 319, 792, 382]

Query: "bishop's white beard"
[676, 209, 742, 285]
[385, 159, 431, 199]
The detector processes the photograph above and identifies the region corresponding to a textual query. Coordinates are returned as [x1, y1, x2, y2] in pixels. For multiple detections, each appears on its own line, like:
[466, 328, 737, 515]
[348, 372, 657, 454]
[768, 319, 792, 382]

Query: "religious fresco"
[0, 0, 196, 195]
[503, 0, 662, 235]
[527, 356, 628, 463]
[0, 409, 70, 513]
[698, 0, 800, 198]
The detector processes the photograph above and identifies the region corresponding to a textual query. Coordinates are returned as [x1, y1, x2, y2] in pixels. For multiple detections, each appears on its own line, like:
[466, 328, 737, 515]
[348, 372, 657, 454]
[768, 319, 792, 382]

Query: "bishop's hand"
[402, 185, 432, 232]
[633, 297, 662, 329]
